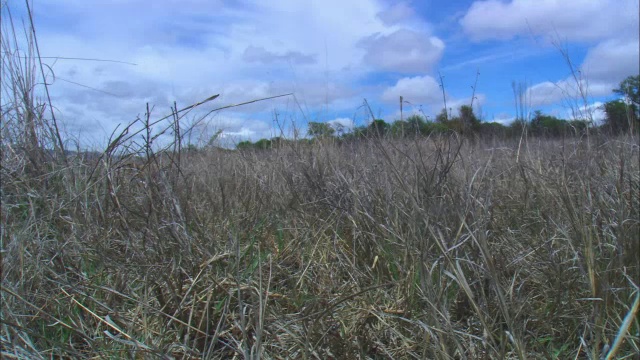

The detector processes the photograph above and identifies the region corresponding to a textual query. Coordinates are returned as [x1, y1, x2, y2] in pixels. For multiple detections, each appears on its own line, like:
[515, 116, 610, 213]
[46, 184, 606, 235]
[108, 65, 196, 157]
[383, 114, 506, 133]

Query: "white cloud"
[528, 81, 564, 106]
[380, 77, 486, 118]
[448, 94, 486, 111]
[381, 76, 443, 104]
[18, 0, 403, 145]
[492, 113, 515, 125]
[210, 114, 275, 141]
[377, 2, 415, 25]
[573, 101, 606, 123]
[243, 46, 317, 65]
[359, 29, 445, 73]
[461, 0, 639, 42]
[580, 39, 640, 87]
[527, 37, 639, 107]
[526, 78, 602, 108]
[327, 117, 355, 131]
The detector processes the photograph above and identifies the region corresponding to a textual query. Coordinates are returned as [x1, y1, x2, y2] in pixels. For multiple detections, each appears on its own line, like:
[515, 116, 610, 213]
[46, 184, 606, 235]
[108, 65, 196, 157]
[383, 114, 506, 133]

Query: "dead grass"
[2, 130, 639, 359]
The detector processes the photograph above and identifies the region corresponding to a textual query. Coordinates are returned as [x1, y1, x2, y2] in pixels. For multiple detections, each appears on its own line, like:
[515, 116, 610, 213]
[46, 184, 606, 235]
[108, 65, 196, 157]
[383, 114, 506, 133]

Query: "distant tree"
[184, 143, 199, 152]
[368, 119, 390, 137]
[530, 110, 568, 136]
[567, 120, 589, 135]
[342, 126, 368, 140]
[422, 121, 450, 135]
[270, 136, 286, 148]
[389, 115, 425, 137]
[435, 108, 448, 123]
[509, 118, 528, 137]
[458, 105, 480, 132]
[603, 100, 638, 134]
[389, 120, 407, 137]
[307, 122, 335, 138]
[406, 114, 426, 135]
[254, 138, 272, 149]
[236, 140, 254, 150]
[479, 122, 507, 137]
[613, 75, 639, 111]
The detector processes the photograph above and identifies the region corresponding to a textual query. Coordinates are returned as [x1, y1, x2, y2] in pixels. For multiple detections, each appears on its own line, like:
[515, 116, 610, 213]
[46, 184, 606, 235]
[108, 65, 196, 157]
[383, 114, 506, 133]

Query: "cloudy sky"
[5, 0, 639, 146]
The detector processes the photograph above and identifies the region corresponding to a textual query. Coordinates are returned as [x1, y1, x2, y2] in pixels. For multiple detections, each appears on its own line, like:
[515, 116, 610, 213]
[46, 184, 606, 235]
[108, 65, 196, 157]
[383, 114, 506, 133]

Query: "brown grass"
[2, 131, 639, 359]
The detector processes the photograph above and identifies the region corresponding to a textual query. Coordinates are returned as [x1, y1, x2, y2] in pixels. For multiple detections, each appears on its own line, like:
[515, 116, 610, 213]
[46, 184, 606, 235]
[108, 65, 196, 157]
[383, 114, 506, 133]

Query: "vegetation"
[603, 100, 638, 135]
[613, 75, 639, 112]
[2, 8, 639, 359]
[308, 121, 336, 138]
[4, 125, 640, 359]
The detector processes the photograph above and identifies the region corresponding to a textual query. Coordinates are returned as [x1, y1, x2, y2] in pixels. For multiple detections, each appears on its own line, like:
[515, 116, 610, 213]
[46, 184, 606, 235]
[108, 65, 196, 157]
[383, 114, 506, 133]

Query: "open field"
[2, 133, 639, 359]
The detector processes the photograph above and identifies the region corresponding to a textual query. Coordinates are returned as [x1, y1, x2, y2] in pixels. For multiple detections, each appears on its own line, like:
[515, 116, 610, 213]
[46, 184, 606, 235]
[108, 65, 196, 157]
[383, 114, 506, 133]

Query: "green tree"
[184, 143, 199, 152]
[368, 119, 390, 137]
[530, 110, 568, 136]
[307, 122, 335, 138]
[603, 100, 638, 134]
[406, 114, 426, 135]
[390, 115, 426, 137]
[236, 140, 254, 150]
[435, 108, 448, 123]
[479, 122, 507, 137]
[509, 118, 528, 137]
[254, 138, 272, 149]
[422, 121, 450, 135]
[613, 75, 639, 111]
[270, 136, 286, 148]
[458, 105, 480, 132]
[389, 120, 407, 137]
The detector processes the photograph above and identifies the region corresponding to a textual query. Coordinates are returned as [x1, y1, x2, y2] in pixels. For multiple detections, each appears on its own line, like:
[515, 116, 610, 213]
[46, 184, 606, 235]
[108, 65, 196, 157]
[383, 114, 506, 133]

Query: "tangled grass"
[2, 132, 639, 359]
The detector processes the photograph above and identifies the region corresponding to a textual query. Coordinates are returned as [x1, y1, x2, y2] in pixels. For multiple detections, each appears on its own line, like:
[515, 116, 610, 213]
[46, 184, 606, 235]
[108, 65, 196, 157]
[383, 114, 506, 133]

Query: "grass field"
[2, 131, 639, 359]
[1, 3, 639, 358]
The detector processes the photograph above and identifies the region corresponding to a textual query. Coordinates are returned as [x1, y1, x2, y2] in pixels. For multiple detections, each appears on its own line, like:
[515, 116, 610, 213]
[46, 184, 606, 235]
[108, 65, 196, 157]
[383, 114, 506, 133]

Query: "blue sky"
[5, 0, 639, 146]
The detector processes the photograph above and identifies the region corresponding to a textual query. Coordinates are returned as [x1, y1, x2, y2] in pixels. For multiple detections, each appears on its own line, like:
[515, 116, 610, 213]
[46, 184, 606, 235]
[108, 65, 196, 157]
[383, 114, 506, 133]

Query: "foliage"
[406, 114, 427, 135]
[391, 115, 446, 137]
[307, 121, 335, 138]
[389, 120, 408, 137]
[254, 138, 273, 149]
[368, 119, 390, 137]
[603, 100, 639, 134]
[184, 143, 199, 152]
[567, 119, 590, 134]
[435, 108, 448, 123]
[458, 105, 481, 132]
[509, 118, 528, 135]
[613, 75, 640, 109]
[236, 140, 254, 150]
[530, 110, 568, 136]
[236, 137, 292, 150]
[479, 121, 508, 137]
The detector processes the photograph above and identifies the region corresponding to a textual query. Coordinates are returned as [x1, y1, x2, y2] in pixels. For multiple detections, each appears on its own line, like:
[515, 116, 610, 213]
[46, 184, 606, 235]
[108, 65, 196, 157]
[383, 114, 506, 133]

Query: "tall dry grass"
[2, 127, 639, 358]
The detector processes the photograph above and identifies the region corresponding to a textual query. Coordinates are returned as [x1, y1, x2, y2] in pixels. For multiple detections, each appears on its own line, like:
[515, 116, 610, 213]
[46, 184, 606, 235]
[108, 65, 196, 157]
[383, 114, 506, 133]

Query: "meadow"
[2, 127, 639, 358]
[1, 5, 639, 359]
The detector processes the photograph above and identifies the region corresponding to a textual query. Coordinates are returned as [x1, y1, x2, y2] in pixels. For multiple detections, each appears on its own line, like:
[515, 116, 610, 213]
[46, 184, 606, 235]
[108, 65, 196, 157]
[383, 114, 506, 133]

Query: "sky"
[4, 0, 639, 147]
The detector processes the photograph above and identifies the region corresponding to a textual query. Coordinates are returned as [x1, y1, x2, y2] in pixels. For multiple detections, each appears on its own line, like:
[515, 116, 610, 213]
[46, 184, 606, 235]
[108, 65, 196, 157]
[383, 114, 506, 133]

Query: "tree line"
[237, 75, 639, 150]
